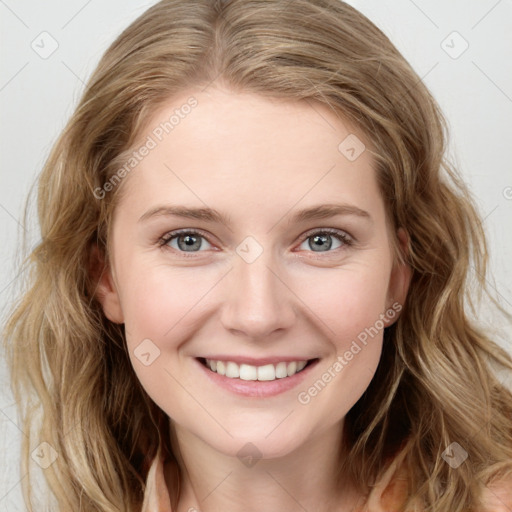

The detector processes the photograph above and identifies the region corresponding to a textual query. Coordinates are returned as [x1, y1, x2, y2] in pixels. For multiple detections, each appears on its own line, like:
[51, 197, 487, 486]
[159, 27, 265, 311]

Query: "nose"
[220, 247, 296, 341]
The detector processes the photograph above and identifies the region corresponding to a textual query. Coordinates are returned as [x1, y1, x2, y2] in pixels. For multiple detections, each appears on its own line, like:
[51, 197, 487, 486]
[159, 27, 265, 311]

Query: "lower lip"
[195, 358, 319, 398]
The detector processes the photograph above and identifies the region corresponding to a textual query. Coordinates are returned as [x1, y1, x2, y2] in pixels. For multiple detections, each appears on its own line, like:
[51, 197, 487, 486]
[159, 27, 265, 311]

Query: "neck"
[166, 420, 365, 512]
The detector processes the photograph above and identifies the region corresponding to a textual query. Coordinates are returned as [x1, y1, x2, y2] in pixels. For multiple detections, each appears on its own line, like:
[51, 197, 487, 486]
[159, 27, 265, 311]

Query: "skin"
[94, 85, 411, 512]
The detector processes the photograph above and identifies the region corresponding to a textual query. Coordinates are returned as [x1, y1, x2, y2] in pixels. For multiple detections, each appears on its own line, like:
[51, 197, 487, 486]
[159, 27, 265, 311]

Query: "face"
[95, 86, 410, 460]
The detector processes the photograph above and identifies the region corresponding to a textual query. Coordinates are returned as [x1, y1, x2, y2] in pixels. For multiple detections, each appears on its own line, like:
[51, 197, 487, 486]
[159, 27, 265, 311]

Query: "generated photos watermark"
[297, 301, 402, 405]
[93, 96, 198, 200]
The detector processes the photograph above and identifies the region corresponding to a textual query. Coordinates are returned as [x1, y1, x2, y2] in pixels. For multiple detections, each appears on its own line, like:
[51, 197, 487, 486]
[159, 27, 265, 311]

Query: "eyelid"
[157, 228, 216, 249]
[298, 227, 354, 243]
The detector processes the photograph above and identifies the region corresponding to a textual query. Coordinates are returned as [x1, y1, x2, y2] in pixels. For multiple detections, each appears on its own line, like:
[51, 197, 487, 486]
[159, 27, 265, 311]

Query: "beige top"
[140, 443, 512, 512]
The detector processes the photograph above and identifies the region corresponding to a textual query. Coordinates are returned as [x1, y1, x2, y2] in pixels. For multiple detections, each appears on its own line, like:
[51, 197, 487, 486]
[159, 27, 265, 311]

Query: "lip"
[194, 357, 320, 398]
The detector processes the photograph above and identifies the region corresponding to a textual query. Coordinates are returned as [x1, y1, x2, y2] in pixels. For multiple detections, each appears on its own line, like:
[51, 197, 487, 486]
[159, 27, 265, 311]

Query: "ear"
[385, 227, 411, 325]
[88, 243, 124, 324]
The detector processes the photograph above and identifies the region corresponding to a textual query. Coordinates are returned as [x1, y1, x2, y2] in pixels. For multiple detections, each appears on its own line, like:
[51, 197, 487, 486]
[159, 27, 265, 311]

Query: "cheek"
[119, 266, 194, 376]
[119, 264, 227, 414]
[121, 265, 212, 344]
[293, 264, 390, 414]
[292, 262, 391, 346]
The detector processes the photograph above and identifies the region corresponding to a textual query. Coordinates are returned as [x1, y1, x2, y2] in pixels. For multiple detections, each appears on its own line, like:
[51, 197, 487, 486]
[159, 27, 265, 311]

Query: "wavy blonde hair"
[3, 0, 512, 510]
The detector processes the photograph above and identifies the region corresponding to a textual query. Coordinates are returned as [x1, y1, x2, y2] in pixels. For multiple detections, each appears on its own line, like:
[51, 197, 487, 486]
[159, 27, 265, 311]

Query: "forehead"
[114, 87, 384, 226]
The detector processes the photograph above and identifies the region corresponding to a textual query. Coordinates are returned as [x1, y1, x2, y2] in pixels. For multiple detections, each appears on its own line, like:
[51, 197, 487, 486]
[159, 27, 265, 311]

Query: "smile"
[198, 357, 318, 381]
[202, 357, 313, 381]
[196, 357, 320, 397]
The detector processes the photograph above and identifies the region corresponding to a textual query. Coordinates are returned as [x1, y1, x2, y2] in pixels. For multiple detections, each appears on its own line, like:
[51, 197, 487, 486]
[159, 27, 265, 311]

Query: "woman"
[3, 0, 512, 510]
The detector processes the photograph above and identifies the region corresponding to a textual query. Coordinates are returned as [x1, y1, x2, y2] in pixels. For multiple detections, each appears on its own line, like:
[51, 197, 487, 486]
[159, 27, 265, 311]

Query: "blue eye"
[298, 229, 353, 252]
[158, 228, 353, 256]
[159, 229, 212, 253]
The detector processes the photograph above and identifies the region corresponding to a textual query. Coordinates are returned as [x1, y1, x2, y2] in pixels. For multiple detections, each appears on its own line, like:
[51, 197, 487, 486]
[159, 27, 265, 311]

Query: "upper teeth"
[205, 359, 308, 381]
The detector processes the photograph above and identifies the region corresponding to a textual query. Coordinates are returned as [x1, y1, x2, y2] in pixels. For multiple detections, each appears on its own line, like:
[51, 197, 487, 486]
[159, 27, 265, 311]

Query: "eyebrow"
[138, 203, 372, 226]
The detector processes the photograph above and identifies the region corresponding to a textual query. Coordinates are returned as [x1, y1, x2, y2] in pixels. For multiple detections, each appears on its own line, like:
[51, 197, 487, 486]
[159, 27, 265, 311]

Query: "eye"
[297, 228, 353, 253]
[157, 227, 354, 257]
[158, 229, 213, 254]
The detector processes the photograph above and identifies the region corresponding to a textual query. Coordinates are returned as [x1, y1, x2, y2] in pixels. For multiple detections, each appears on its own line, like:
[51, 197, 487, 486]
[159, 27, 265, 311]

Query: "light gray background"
[1, 0, 511, 509]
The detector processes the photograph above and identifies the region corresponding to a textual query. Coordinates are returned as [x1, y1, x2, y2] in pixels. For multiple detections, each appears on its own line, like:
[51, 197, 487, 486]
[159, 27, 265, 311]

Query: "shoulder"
[141, 444, 174, 512]
[479, 476, 512, 511]
[361, 444, 414, 512]
[364, 446, 512, 512]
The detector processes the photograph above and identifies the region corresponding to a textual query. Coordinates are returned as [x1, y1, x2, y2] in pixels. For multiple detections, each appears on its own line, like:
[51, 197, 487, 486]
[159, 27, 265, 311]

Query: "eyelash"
[157, 228, 354, 257]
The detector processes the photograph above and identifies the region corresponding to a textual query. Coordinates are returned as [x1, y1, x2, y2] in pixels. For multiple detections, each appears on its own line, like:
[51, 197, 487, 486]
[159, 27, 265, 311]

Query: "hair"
[3, 0, 512, 510]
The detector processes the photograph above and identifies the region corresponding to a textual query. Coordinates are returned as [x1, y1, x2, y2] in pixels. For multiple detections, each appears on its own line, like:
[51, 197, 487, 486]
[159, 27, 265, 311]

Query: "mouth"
[197, 357, 319, 381]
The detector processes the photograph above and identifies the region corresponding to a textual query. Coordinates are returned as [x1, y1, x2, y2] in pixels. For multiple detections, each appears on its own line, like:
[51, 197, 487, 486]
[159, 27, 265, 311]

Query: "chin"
[205, 427, 309, 462]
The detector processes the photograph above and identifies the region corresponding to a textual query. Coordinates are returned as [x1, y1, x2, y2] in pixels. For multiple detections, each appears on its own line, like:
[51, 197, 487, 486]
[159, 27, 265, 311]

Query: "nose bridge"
[220, 237, 295, 338]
